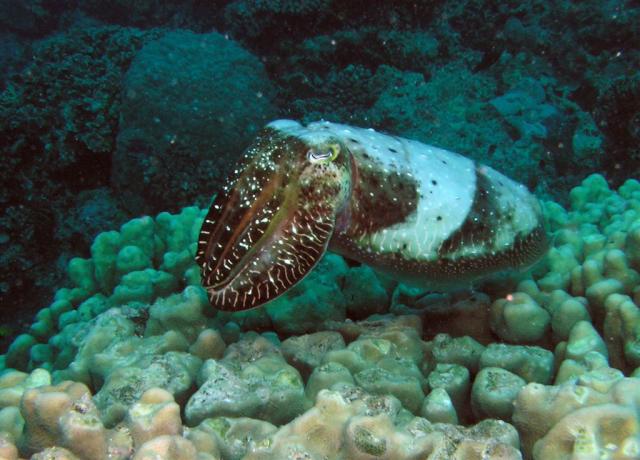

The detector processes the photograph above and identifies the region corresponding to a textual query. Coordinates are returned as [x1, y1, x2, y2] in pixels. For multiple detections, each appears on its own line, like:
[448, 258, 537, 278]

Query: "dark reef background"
[0, 0, 639, 350]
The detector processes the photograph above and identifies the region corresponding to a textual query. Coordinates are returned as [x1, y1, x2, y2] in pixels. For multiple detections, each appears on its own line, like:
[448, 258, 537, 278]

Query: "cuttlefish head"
[195, 120, 352, 311]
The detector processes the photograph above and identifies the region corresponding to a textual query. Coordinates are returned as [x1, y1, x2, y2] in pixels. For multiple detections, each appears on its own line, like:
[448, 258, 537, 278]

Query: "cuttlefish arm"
[195, 120, 351, 310]
[196, 120, 549, 311]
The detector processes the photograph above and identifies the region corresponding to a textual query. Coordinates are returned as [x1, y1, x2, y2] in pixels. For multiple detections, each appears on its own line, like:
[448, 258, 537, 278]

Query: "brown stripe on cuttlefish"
[339, 149, 419, 239]
[438, 165, 503, 258]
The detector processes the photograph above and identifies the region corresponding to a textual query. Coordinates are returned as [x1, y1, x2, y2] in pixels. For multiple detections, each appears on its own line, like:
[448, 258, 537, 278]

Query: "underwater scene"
[1, 0, 640, 459]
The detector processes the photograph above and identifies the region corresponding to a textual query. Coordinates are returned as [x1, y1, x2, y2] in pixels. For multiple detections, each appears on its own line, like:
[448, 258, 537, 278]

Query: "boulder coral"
[113, 30, 277, 215]
[19, 381, 107, 458]
[243, 387, 522, 460]
[513, 372, 640, 459]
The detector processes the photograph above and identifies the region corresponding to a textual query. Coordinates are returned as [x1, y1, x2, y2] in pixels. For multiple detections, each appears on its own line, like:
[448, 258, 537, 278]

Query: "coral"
[305, 361, 355, 402]
[0, 26, 159, 325]
[513, 372, 640, 459]
[0, 0, 639, 458]
[1, 378, 210, 459]
[339, 315, 425, 364]
[0, 406, 24, 446]
[125, 388, 182, 449]
[29, 291, 204, 429]
[264, 253, 349, 335]
[51, 307, 139, 383]
[5, 335, 38, 370]
[281, 331, 346, 379]
[224, 0, 437, 50]
[132, 435, 198, 460]
[324, 334, 423, 381]
[603, 293, 640, 370]
[531, 175, 640, 375]
[490, 292, 551, 344]
[93, 349, 201, 427]
[145, 286, 211, 342]
[0, 0, 61, 37]
[113, 30, 277, 214]
[78, 0, 217, 28]
[554, 350, 613, 387]
[1, 206, 206, 375]
[1, 172, 640, 459]
[420, 387, 459, 424]
[0, 368, 51, 409]
[594, 75, 640, 182]
[224, 0, 332, 41]
[354, 366, 425, 414]
[0, 31, 27, 83]
[325, 314, 423, 343]
[187, 417, 276, 460]
[188, 329, 226, 361]
[243, 387, 522, 459]
[0, 431, 18, 460]
[342, 264, 391, 319]
[307, 323, 428, 414]
[426, 363, 470, 421]
[548, 292, 591, 342]
[184, 360, 262, 426]
[490, 77, 559, 140]
[563, 321, 608, 364]
[31, 447, 80, 460]
[185, 335, 308, 426]
[479, 343, 555, 384]
[393, 288, 495, 343]
[19, 381, 108, 458]
[534, 404, 640, 460]
[471, 367, 526, 422]
[425, 333, 486, 374]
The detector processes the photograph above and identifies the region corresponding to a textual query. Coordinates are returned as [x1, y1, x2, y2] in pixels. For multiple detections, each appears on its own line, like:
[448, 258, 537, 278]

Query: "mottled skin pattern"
[196, 123, 350, 310]
[196, 120, 548, 311]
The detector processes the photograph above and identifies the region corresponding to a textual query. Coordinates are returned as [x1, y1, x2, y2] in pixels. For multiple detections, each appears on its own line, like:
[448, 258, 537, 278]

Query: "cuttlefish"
[196, 120, 548, 311]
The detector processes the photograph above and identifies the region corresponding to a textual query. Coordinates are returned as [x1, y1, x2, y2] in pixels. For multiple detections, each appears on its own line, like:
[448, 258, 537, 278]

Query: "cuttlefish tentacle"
[196, 120, 548, 311]
[196, 121, 350, 310]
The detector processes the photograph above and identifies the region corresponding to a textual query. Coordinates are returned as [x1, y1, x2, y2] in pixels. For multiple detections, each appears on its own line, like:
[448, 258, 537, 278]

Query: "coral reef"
[0, 174, 638, 458]
[1, 0, 640, 458]
[0, 24, 278, 343]
[0, 26, 160, 336]
[3, 0, 639, 349]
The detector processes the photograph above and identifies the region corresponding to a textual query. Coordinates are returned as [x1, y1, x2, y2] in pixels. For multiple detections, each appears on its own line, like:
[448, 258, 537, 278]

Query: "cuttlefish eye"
[307, 143, 340, 163]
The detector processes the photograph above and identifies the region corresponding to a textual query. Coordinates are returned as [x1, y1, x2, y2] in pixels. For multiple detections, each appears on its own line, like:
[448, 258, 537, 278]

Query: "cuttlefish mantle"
[195, 120, 548, 311]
